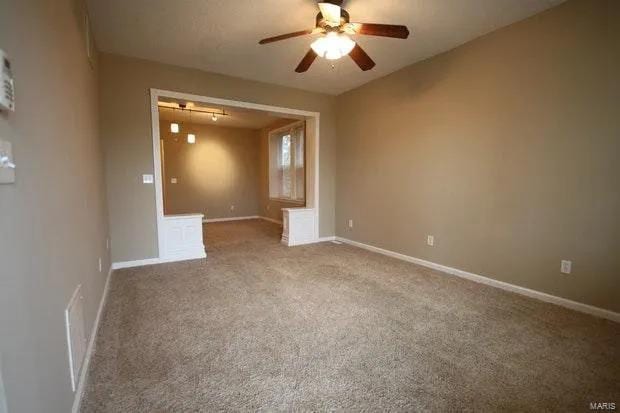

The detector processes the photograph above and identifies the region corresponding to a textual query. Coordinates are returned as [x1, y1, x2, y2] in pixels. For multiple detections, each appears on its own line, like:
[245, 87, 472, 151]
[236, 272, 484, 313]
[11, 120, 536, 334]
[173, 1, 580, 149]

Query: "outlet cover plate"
[561, 260, 572, 274]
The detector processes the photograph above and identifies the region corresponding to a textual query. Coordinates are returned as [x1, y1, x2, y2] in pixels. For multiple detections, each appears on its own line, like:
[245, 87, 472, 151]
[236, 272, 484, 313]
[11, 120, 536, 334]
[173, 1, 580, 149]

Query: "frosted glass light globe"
[311, 32, 355, 60]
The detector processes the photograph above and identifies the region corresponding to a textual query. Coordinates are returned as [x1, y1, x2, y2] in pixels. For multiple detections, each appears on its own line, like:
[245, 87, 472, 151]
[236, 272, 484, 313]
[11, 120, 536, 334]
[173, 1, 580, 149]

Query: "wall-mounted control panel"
[0, 50, 15, 112]
[0, 140, 15, 184]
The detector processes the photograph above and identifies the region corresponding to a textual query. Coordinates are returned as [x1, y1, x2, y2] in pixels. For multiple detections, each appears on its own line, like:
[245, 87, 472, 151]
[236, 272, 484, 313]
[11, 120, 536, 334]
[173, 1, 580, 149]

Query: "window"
[269, 121, 305, 202]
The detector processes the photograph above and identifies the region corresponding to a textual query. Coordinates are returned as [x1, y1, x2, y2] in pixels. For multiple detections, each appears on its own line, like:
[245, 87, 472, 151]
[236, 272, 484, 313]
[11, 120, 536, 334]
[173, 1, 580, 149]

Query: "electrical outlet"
[348, 219, 353, 229]
[170, 177, 177, 184]
[98, 258, 102, 273]
[230, 205, 235, 211]
[427, 235, 434, 246]
[561, 260, 572, 274]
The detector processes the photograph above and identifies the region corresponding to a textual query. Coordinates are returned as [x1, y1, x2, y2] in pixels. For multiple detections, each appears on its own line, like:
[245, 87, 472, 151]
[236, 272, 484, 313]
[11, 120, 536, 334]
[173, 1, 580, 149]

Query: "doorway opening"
[150, 89, 320, 262]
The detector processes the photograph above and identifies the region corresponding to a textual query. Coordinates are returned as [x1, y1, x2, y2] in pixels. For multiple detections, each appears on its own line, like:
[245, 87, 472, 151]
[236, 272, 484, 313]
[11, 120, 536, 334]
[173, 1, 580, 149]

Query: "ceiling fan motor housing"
[316, 9, 350, 30]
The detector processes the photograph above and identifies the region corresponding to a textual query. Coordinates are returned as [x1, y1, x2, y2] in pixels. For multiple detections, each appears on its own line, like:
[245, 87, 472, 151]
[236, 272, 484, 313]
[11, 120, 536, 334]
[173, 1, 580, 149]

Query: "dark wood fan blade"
[350, 23, 410, 39]
[295, 49, 318, 73]
[349, 44, 375, 71]
[259, 29, 314, 44]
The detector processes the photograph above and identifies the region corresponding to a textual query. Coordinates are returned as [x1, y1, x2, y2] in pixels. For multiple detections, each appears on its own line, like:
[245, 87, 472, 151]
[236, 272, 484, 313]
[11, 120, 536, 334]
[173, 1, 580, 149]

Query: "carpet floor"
[81, 219, 619, 412]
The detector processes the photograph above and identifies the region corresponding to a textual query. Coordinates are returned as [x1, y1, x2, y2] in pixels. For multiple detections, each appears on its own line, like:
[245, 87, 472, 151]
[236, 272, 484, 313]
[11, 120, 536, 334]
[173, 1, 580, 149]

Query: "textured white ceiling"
[87, 0, 564, 95]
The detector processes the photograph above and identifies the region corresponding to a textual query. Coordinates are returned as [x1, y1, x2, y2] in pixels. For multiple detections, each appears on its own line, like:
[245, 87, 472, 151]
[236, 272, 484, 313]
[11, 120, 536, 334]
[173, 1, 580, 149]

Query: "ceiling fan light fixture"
[311, 32, 355, 60]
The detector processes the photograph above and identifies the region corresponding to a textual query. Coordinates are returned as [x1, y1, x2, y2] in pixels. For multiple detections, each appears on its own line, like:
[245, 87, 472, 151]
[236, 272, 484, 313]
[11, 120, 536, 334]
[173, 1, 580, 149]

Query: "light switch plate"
[142, 174, 154, 184]
[171, 177, 177, 184]
[0, 140, 15, 184]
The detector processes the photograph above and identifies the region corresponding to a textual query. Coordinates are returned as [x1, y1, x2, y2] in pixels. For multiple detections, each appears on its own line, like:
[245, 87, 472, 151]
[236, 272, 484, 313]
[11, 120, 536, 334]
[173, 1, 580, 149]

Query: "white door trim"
[149, 89, 321, 259]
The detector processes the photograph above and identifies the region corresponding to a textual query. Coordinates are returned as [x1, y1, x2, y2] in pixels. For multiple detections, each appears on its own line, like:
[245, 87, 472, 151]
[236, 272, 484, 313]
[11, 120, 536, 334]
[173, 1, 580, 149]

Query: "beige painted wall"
[258, 119, 306, 223]
[161, 121, 261, 219]
[336, 0, 619, 312]
[100, 54, 337, 262]
[0, 0, 110, 412]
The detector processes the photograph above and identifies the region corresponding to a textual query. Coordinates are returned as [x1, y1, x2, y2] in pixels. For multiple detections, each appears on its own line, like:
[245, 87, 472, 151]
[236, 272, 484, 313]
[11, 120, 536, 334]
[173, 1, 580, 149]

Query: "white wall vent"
[65, 285, 87, 391]
[0, 355, 8, 413]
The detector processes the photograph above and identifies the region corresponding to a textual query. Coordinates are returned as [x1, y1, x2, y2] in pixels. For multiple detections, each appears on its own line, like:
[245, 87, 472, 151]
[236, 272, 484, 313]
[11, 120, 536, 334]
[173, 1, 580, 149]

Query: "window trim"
[268, 120, 306, 203]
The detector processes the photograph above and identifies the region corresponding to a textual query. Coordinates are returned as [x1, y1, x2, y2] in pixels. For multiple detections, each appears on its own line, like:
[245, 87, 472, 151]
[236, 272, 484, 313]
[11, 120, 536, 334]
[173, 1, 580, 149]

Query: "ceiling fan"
[258, 0, 410, 73]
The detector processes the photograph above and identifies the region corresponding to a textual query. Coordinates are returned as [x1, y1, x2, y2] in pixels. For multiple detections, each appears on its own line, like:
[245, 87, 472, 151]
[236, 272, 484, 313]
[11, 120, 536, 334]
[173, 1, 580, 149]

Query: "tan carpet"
[81, 219, 619, 412]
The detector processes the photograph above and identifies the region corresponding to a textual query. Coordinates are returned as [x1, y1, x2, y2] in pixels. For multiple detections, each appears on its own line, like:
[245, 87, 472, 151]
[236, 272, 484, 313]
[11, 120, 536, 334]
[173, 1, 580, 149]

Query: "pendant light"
[187, 107, 196, 144]
[170, 108, 179, 133]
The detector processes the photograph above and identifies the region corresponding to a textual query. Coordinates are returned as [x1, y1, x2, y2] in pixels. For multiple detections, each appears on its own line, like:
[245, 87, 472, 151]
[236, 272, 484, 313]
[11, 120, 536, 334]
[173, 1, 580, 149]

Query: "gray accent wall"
[0, 0, 110, 412]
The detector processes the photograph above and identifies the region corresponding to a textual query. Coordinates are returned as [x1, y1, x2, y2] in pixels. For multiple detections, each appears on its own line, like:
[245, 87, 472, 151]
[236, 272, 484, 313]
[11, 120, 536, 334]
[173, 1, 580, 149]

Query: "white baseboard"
[111, 252, 206, 270]
[281, 236, 335, 246]
[203, 215, 259, 223]
[284, 239, 316, 246]
[71, 266, 113, 413]
[259, 216, 283, 225]
[204, 215, 283, 225]
[159, 251, 207, 263]
[336, 237, 619, 323]
[111, 258, 160, 269]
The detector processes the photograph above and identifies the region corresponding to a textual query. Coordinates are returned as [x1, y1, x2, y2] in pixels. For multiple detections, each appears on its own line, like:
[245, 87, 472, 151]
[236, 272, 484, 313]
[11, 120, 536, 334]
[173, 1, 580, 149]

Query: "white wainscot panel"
[281, 208, 317, 246]
[162, 214, 207, 261]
